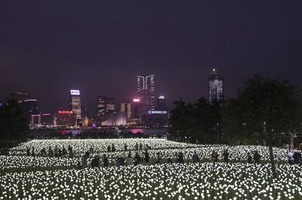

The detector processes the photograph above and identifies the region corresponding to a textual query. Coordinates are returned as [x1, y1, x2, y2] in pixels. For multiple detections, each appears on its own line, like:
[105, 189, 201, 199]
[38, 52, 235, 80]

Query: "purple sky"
[1, 1, 302, 114]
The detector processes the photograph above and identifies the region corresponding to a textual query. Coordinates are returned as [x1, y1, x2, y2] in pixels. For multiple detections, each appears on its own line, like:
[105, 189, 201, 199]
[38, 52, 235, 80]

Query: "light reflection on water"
[120, 128, 167, 135]
[58, 129, 168, 135]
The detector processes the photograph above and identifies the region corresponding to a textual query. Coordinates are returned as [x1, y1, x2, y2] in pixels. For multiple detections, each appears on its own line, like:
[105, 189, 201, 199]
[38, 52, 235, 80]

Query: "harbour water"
[30, 128, 168, 137]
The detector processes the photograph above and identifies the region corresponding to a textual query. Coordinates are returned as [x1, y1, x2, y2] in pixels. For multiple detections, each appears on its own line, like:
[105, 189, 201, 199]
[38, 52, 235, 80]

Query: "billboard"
[70, 90, 80, 95]
[133, 98, 140, 102]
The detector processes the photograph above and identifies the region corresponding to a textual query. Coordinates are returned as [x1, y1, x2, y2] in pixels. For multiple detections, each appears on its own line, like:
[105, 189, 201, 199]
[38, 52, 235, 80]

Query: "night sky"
[1, 1, 302, 114]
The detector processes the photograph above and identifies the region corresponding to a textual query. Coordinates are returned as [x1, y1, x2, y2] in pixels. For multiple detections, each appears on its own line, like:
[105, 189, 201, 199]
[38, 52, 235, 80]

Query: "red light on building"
[58, 110, 71, 114]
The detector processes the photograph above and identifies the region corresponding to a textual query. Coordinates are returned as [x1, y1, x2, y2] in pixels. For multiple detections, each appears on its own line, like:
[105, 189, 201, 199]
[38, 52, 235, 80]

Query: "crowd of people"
[210, 149, 264, 165]
[26, 145, 75, 158]
[79, 147, 276, 169]
[287, 149, 301, 165]
[79, 149, 189, 169]
[8, 141, 302, 169]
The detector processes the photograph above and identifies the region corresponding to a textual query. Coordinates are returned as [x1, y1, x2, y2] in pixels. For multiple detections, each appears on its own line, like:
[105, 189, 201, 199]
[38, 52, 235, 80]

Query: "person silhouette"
[223, 149, 229, 163]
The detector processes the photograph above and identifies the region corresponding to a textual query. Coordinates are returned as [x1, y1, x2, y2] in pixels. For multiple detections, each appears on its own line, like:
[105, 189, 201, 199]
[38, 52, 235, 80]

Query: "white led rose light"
[0, 139, 301, 199]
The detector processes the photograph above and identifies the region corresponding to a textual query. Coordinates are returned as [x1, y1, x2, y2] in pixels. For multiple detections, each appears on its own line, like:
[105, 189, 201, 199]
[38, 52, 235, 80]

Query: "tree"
[221, 98, 257, 144]
[191, 97, 222, 143]
[169, 97, 223, 143]
[0, 94, 29, 142]
[222, 74, 301, 178]
[191, 97, 211, 143]
[209, 99, 225, 143]
[169, 98, 193, 140]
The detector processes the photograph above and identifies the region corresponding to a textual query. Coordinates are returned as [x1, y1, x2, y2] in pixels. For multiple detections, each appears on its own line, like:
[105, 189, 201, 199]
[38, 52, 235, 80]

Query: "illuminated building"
[101, 112, 127, 126]
[120, 100, 132, 118]
[18, 98, 38, 123]
[41, 113, 52, 126]
[156, 96, 167, 111]
[69, 90, 82, 126]
[96, 96, 116, 122]
[15, 92, 43, 125]
[137, 75, 155, 110]
[208, 69, 224, 103]
[146, 96, 169, 127]
[81, 107, 89, 119]
[54, 110, 75, 127]
[22, 99, 38, 116]
[15, 92, 29, 102]
[97, 96, 106, 113]
[131, 98, 142, 118]
[31, 113, 53, 126]
[122, 98, 143, 125]
[146, 110, 168, 127]
[106, 97, 115, 112]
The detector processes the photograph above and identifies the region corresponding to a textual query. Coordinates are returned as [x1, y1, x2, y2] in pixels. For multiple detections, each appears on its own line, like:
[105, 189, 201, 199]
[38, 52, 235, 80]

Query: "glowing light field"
[0, 139, 301, 200]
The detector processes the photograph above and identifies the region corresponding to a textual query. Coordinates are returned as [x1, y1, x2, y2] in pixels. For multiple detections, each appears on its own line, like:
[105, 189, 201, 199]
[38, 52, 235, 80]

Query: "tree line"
[169, 74, 302, 178]
[169, 74, 302, 146]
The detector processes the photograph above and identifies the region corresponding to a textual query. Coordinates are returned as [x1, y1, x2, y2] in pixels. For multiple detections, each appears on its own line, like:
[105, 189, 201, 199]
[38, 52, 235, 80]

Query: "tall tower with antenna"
[208, 69, 224, 103]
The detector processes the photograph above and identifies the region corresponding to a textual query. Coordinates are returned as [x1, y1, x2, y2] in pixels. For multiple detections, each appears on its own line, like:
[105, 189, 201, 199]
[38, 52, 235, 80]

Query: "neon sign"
[24, 99, 37, 102]
[58, 110, 71, 114]
[148, 110, 168, 114]
[70, 90, 80, 95]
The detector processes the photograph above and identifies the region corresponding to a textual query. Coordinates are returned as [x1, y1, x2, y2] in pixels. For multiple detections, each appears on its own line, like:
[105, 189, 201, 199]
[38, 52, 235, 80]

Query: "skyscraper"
[137, 75, 155, 110]
[156, 96, 167, 111]
[96, 96, 116, 122]
[16, 92, 38, 123]
[96, 96, 106, 114]
[131, 98, 143, 119]
[208, 69, 224, 103]
[21, 99, 38, 123]
[69, 90, 82, 125]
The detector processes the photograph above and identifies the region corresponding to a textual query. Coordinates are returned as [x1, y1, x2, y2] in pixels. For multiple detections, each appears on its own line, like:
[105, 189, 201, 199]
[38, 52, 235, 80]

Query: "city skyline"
[5, 71, 225, 115]
[1, 2, 302, 113]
